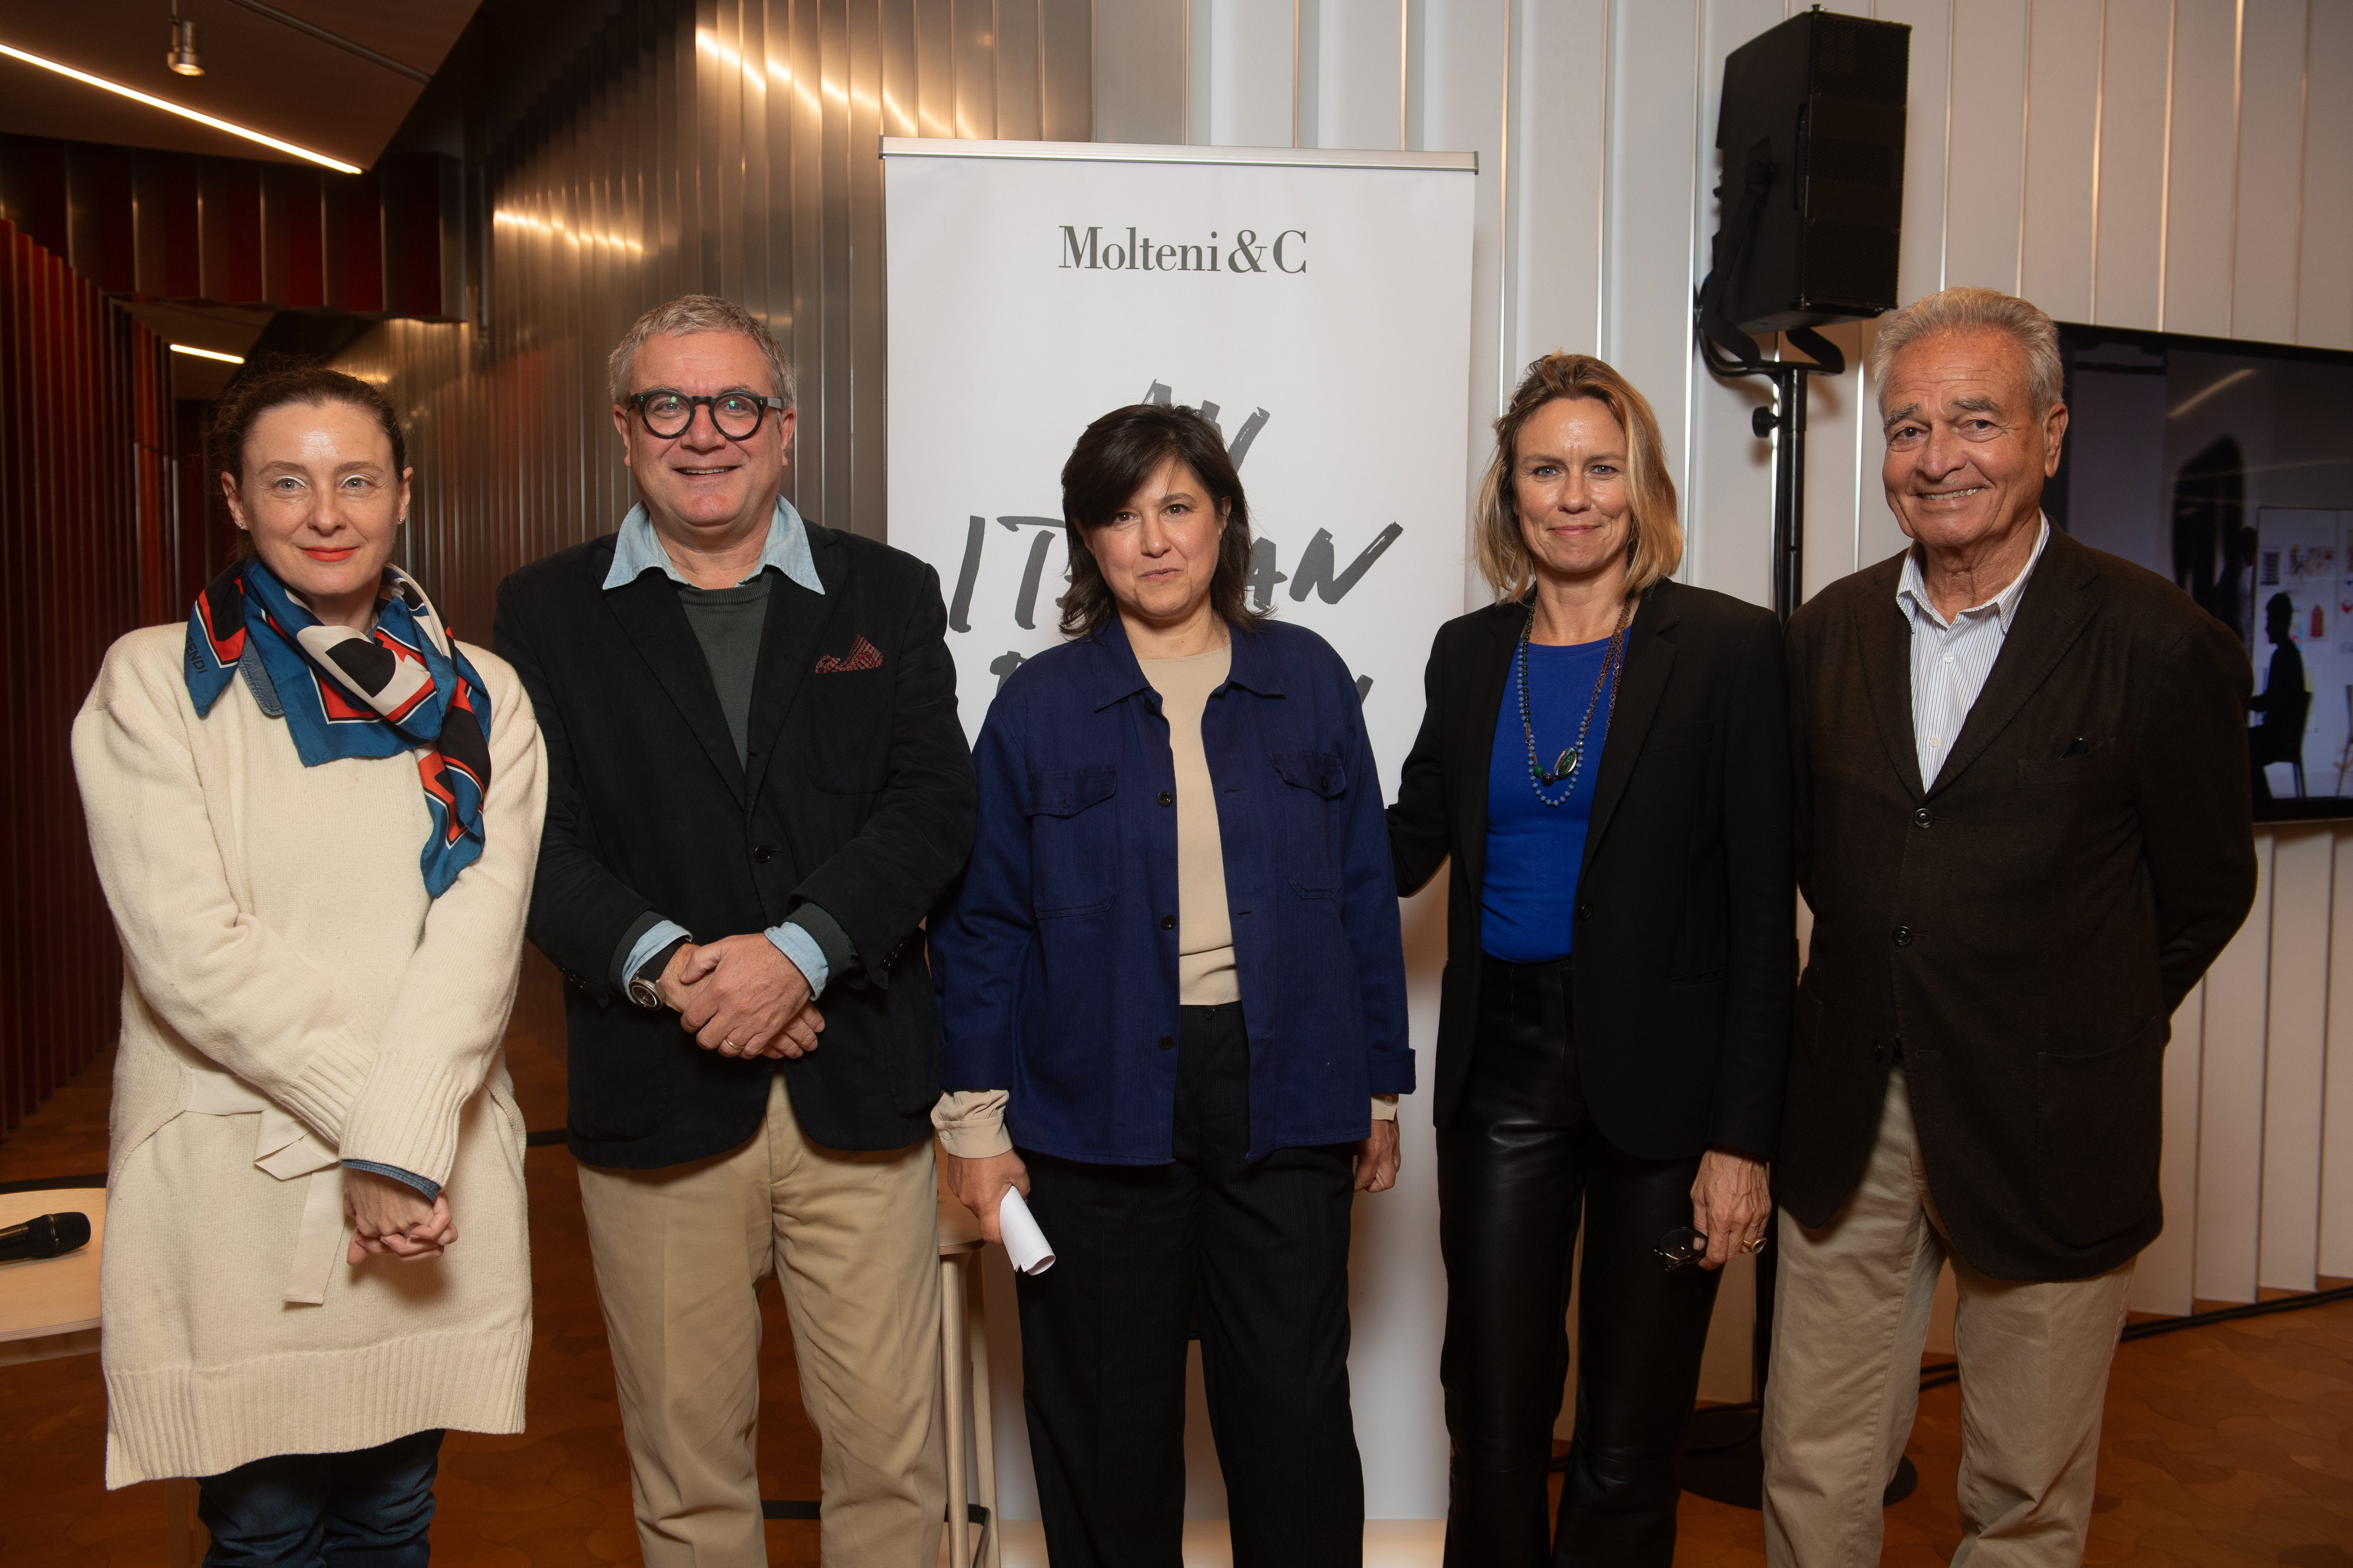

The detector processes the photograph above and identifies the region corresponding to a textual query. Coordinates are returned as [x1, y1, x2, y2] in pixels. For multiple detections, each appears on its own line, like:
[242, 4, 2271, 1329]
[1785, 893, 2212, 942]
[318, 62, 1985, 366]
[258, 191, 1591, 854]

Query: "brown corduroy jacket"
[1779, 525, 2257, 1281]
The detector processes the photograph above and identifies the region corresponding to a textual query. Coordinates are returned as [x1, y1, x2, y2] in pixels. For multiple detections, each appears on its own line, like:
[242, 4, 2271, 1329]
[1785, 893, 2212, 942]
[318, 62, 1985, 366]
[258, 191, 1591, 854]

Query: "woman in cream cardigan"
[73, 363, 544, 1563]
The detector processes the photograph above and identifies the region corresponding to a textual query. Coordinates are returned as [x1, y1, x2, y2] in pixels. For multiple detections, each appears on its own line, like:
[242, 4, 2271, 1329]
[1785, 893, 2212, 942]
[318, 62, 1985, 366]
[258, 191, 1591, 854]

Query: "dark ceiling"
[0, 1, 482, 170]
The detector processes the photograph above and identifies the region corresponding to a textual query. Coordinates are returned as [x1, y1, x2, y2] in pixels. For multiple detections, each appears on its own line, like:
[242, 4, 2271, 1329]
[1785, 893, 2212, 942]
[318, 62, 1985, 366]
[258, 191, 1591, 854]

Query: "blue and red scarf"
[184, 559, 494, 898]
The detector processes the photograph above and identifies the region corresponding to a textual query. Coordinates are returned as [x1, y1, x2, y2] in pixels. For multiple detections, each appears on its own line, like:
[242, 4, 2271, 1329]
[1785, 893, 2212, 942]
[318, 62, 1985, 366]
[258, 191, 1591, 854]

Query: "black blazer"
[1388, 579, 1792, 1160]
[493, 522, 976, 1168]
[1781, 528, 2256, 1280]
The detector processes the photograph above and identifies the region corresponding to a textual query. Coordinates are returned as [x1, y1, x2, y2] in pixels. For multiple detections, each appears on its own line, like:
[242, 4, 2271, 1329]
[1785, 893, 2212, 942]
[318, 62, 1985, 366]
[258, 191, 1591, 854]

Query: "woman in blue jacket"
[932, 402, 1412, 1568]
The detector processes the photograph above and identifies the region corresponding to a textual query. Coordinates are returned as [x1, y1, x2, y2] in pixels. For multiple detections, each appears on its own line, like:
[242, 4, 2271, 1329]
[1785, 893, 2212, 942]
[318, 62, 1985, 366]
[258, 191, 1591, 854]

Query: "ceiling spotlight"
[166, 11, 202, 76]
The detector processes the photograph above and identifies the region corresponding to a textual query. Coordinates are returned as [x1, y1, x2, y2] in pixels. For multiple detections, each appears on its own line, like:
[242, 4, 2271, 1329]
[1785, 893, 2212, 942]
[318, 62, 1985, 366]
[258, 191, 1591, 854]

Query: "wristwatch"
[629, 935, 693, 1010]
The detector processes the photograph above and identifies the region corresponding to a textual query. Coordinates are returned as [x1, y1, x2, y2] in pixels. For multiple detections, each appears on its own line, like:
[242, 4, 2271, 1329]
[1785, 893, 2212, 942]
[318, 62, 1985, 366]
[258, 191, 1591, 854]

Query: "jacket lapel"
[1927, 529, 2104, 796]
[601, 561, 748, 807]
[1578, 583, 1680, 882]
[1855, 553, 1927, 800]
[744, 523, 850, 802]
[1455, 605, 1521, 914]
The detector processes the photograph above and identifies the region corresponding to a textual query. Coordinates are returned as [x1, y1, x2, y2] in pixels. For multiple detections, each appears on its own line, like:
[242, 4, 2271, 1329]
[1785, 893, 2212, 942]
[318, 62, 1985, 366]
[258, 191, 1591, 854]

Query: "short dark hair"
[1056, 403, 1266, 640]
[207, 359, 408, 493]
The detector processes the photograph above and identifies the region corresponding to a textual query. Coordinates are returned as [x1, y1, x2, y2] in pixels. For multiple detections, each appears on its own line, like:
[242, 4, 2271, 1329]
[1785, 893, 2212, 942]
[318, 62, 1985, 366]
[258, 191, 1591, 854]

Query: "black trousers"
[1438, 956, 1722, 1568]
[1015, 1002, 1365, 1568]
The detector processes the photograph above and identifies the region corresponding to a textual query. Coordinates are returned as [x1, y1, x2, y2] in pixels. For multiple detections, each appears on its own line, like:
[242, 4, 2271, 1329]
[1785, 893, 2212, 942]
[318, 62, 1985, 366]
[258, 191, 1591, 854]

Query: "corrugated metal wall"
[341, 0, 1094, 645]
[0, 219, 174, 1137]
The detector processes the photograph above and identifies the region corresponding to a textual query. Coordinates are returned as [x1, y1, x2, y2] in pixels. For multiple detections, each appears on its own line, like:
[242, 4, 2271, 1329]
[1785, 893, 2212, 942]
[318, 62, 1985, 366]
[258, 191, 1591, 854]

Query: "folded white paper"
[999, 1187, 1055, 1275]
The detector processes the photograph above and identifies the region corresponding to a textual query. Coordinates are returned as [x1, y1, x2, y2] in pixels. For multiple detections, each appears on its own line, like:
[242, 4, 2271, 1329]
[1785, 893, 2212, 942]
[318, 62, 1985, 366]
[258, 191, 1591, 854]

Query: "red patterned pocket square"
[814, 635, 882, 673]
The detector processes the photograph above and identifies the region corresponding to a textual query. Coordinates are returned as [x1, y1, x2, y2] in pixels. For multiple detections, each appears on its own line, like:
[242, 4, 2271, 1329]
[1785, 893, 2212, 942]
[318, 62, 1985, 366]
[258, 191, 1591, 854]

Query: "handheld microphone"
[0, 1212, 93, 1263]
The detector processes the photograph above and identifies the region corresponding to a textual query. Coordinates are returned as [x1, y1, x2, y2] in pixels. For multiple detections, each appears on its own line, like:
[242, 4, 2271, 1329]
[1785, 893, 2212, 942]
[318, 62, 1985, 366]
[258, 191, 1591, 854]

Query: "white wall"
[1031, 0, 2353, 1523]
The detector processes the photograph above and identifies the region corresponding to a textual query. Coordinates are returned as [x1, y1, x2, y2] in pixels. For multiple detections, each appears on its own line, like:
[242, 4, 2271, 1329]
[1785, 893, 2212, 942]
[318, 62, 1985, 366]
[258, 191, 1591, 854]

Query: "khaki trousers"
[1761, 1068, 2134, 1568]
[576, 1075, 944, 1568]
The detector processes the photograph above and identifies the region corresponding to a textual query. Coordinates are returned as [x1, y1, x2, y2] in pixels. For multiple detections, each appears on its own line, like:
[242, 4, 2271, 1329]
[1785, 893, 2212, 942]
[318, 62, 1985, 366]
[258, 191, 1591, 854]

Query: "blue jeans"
[198, 1429, 443, 1567]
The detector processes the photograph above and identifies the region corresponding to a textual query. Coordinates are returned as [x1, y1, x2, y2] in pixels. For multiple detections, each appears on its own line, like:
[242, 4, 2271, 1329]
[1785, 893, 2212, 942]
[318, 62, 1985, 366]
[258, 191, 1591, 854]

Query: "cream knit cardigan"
[73, 624, 546, 1487]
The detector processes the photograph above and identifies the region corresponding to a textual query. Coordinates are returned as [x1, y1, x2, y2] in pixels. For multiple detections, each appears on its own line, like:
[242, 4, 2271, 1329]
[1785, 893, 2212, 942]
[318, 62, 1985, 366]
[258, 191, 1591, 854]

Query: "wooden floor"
[3, 956, 2349, 1566]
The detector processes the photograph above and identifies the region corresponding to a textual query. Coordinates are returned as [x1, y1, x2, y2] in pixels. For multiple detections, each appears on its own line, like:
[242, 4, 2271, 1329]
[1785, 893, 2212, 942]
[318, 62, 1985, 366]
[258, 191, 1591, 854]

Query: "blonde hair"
[1474, 353, 1683, 602]
[1868, 286, 2062, 415]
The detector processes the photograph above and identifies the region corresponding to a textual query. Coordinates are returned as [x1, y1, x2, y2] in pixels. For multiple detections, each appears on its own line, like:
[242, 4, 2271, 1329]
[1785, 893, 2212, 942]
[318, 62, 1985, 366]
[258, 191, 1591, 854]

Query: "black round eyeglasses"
[628, 389, 786, 440]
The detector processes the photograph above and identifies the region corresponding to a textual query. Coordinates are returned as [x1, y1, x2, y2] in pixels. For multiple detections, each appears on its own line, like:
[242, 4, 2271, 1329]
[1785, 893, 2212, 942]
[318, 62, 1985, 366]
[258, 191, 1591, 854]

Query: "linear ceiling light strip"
[169, 343, 245, 363]
[0, 40, 363, 174]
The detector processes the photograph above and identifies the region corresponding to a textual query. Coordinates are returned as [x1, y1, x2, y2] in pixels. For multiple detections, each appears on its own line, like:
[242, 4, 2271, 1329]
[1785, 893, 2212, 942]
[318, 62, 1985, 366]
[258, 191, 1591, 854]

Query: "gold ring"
[722, 1039, 736, 1052]
[1745, 1236, 1768, 1255]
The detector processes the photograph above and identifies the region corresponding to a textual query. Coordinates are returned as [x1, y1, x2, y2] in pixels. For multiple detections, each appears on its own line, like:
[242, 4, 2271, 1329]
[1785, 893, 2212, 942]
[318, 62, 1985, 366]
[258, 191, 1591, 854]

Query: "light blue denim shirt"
[601, 495, 824, 595]
[606, 498, 838, 1001]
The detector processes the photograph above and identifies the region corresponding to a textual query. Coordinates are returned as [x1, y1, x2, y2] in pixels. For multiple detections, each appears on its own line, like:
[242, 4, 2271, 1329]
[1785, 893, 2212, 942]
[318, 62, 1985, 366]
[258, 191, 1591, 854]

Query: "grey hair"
[1869, 286, 2064, 416]
[607, 293, 796, 411]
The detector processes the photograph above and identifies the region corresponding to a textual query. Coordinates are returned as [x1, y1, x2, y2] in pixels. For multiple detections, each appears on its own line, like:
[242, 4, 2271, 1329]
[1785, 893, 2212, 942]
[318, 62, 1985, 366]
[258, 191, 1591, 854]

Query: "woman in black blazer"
[1388, 353, 1791, 1566]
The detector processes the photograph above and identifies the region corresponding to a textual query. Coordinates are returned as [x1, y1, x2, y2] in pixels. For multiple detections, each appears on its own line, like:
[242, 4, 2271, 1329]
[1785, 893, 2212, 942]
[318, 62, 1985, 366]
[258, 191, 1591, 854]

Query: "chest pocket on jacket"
[1272, 751, 1346, 896]
[1029, 766, 1119, 915]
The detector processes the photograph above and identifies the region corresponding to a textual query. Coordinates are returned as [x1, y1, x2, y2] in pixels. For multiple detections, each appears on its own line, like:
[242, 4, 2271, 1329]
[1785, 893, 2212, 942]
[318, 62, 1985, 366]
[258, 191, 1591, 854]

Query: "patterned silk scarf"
[184, 558, 494, 897]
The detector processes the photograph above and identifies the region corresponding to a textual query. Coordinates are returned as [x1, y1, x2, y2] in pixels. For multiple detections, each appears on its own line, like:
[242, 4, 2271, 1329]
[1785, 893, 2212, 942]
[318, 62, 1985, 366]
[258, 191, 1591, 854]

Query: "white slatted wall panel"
[1084, 0, 2353, 1462]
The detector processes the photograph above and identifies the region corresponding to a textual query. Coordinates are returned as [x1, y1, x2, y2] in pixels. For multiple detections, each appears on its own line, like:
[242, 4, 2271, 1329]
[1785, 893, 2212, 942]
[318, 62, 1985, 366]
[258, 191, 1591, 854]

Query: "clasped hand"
[659, 935, 825, 1059]
[345, 1167, 456, 1265]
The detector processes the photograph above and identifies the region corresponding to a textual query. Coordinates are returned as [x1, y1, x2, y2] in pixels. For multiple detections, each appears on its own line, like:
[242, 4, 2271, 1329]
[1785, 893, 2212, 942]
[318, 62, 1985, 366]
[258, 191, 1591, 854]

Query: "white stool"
[937, 1196, 1001, 1568]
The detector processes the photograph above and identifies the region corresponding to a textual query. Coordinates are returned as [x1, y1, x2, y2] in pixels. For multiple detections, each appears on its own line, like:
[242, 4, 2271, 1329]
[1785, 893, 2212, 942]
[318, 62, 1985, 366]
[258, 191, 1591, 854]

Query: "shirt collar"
[602, 496, 825, 595]
[1897, 514, 2049, 633]
[1084, 615, 1280, 709]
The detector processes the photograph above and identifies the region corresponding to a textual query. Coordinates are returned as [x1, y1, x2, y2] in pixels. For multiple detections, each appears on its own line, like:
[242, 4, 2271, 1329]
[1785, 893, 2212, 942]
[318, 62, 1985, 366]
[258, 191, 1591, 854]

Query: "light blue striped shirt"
[1895, 517, 2049, 790]
[604, 497, 835, 1001]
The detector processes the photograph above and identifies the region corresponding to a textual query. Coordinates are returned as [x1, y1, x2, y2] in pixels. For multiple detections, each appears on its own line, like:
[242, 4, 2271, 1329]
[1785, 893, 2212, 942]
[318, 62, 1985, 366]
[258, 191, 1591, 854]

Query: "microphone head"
[37, 1212, 92, 1257]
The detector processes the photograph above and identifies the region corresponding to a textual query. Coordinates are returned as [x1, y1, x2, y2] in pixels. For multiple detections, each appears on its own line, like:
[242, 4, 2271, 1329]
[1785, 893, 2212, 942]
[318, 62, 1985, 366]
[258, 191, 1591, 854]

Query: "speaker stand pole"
[1759, 362, 1809, 622]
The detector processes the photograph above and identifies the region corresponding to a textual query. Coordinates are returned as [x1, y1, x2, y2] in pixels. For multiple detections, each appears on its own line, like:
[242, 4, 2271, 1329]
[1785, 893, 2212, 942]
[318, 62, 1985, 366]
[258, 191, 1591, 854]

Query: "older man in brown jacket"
[1763, 287, 2257, 1567]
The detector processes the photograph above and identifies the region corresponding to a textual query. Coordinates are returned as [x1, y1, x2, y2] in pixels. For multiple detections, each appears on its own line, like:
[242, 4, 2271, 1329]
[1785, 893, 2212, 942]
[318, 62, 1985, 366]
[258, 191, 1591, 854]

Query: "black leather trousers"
[1437, 956, 1724, 1568]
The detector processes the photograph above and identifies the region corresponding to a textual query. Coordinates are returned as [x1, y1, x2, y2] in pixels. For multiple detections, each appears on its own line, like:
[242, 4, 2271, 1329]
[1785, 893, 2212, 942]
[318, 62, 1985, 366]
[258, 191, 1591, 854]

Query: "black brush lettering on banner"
[948, 515, 986, 632]
[996, 517, 1063, 630]
[1289, 523, 1404, 605]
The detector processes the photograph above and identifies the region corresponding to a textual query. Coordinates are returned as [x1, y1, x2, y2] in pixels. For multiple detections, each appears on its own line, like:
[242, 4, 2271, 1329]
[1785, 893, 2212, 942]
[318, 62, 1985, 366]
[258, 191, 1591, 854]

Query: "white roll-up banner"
[884, 137, 1475, 1523]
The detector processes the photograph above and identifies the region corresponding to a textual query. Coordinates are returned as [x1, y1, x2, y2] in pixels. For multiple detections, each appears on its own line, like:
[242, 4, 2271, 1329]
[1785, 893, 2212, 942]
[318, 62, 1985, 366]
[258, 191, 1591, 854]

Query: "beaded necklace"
[1516, 598, 1632, 809]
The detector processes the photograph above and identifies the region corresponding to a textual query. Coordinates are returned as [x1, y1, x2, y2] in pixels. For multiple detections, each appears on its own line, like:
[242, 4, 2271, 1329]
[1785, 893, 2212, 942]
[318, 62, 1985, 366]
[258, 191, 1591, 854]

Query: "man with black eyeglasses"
[494, 294, 975, 1566]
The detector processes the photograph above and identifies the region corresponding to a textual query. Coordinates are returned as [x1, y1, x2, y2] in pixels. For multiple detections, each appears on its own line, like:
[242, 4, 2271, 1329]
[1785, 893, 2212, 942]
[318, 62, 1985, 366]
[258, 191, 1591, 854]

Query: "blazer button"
[1913, 806, 1932, 828]
[1160, 915, 1176, 930]
[1871, 1040, 1886, 1062]
[752, 843, 775, 863]
[1577, 902, 1594, 921]
[1158, 790, 1174, 806]
[1891, 924, 1914, 946]
[1158, 1035, 1175, 1051]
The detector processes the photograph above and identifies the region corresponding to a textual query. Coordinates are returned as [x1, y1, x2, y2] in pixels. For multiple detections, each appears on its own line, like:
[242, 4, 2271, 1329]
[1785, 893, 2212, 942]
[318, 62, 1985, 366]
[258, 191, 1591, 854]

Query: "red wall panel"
[0, 219, 171, 1139]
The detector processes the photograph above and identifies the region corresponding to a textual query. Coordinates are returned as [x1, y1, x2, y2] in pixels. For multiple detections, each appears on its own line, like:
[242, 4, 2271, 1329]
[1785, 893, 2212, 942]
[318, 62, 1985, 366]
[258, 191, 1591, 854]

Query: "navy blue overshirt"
[932, 616, 1414, 1165]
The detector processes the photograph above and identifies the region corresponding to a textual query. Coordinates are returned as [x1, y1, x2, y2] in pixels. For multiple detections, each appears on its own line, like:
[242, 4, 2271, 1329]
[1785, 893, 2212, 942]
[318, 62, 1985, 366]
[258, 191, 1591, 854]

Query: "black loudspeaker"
[1707, 6, 1910, 336]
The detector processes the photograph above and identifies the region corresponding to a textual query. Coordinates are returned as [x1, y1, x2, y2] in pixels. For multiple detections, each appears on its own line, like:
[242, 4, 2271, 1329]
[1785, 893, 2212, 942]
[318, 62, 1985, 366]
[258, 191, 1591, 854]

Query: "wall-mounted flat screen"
[2051, 324, 2353, 823]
